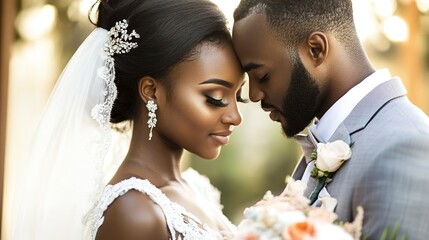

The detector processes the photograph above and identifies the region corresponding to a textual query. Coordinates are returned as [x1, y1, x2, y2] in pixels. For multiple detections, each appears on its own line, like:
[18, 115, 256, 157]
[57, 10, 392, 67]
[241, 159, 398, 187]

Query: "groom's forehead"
[232, 13, 287, 68]
[233, 14, 268, 51]
[233, 12, 271, 39]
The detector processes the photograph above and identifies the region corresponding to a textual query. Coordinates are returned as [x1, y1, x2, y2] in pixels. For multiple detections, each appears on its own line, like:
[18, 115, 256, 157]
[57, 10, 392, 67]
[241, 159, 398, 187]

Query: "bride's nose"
[221, 103, 242, 126]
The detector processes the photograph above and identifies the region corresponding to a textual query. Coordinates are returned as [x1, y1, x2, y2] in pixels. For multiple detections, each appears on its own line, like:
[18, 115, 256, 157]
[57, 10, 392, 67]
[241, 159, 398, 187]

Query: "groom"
[232, 0, 429, 239]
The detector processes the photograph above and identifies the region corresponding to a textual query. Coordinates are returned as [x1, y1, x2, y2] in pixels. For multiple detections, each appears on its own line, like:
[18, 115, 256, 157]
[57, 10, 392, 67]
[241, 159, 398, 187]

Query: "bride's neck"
[123, 120, 184, 184]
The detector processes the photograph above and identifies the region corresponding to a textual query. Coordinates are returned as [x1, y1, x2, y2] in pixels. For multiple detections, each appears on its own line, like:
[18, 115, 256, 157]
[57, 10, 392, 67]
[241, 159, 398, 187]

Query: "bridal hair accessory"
[146, 100, 157, 140]
[91, 19, 140, 128]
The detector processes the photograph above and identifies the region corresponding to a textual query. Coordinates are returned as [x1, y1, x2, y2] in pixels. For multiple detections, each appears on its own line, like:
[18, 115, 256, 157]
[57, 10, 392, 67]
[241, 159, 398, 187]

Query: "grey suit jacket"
[292, 78, 429, 239]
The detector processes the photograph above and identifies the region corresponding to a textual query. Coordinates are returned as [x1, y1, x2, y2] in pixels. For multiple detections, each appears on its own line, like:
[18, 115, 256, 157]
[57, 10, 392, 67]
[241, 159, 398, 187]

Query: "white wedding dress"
[85, 168, 236, 240]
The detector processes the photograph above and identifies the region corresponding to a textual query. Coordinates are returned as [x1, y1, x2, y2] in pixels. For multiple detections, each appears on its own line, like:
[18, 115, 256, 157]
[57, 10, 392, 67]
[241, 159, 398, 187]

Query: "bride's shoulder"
[88, 177, 170, 240]
[95, 185, 169, 240]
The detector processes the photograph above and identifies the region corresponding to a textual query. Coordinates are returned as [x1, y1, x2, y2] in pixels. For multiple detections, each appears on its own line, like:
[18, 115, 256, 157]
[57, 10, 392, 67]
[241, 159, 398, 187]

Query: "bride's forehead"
[165, 43, 243, 86]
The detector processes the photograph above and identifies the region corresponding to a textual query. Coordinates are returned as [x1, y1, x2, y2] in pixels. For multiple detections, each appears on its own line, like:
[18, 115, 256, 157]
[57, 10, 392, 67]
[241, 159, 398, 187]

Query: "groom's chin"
[281, 122, 307, 138]
[281, 125, 297, 138]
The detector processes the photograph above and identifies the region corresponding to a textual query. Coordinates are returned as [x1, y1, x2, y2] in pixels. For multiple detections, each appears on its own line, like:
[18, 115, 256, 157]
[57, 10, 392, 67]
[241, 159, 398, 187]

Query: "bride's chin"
[196, 148, 221, 160]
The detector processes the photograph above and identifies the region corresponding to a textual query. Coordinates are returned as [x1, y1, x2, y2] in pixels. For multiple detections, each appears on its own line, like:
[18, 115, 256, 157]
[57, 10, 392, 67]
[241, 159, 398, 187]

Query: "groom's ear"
[138, 76, 159, 104]
[303, 32, 328, 67]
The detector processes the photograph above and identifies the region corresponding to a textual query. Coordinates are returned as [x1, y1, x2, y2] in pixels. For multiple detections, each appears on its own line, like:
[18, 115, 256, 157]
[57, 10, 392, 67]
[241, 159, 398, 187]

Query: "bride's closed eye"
[205, 95, 228, 107]
[205, 94, 248, 107]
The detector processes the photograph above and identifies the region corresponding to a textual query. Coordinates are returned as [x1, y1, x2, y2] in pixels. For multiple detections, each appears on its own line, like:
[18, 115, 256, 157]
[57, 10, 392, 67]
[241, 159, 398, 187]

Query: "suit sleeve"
[355, 134, 429, 240]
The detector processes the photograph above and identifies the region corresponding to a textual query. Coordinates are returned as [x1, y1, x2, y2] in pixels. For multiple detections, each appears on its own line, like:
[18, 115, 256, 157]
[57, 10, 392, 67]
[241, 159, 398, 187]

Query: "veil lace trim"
[91, 19, 140, 128]
[83, 19, 141, 237]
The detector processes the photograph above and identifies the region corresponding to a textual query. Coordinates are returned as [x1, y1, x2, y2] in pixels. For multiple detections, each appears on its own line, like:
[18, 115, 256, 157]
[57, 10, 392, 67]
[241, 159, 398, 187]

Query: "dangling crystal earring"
[146, 100, 157, 140]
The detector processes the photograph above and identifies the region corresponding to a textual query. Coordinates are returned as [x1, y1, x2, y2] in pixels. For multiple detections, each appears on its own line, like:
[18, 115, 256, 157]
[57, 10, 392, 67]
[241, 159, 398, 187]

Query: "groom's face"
[233, 13, 321, 137]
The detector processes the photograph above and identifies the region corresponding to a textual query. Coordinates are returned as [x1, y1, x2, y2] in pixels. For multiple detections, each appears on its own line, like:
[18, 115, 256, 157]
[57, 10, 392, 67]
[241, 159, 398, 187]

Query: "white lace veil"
[10, 22, 137, 239]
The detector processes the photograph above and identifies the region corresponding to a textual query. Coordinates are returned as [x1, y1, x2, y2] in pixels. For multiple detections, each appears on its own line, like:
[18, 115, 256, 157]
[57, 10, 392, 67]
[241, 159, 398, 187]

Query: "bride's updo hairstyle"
[91, 0, 231, 123]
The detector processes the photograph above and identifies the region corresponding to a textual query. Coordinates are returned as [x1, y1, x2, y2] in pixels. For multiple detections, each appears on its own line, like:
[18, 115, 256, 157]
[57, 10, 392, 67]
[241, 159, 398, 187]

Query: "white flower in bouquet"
[280, 177, 309, 210]
[233, 178, 363, 240]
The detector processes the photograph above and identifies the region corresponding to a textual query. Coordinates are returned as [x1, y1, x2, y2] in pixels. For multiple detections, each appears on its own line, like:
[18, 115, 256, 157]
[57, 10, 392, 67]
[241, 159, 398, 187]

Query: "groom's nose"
[249, 80, 264, 102]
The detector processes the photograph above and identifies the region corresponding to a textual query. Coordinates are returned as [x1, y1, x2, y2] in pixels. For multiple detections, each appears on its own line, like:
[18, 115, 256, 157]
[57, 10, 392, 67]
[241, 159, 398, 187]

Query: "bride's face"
[155, 42, 245, 159]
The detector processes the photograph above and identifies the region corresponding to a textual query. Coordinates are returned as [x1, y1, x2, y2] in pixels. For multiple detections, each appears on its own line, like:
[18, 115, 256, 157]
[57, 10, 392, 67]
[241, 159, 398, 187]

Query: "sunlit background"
[1, 0, 429, 238]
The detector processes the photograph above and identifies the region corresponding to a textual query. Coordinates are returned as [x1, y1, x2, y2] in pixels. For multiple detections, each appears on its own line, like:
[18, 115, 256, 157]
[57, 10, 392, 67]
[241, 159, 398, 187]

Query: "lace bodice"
[85, 169, 235, 240]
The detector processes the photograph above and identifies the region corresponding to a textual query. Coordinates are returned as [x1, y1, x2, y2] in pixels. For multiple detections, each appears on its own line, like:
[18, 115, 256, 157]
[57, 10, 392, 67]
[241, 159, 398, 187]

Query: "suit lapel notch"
[342, 78, 406, 136]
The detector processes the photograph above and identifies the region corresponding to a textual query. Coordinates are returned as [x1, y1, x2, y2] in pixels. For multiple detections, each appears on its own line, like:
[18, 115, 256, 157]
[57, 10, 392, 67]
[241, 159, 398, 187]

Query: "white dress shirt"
[317, 68, 392, 141]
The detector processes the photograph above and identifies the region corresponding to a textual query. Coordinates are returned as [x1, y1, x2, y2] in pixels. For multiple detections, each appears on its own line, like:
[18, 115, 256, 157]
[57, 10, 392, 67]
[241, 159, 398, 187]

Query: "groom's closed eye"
[258, 74, 269, 84]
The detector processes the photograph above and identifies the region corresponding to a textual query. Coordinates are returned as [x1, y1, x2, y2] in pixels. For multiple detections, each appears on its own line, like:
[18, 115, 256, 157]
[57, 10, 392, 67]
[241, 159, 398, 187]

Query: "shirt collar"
[316, 68, 392, 141]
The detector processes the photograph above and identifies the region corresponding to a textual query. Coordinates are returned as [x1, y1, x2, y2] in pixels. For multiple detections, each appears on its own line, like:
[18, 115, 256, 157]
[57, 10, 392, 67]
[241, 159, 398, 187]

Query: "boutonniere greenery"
[309, 140, 352, 205]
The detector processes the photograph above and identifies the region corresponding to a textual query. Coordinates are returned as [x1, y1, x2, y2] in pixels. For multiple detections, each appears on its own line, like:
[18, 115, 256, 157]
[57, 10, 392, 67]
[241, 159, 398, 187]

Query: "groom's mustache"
[261, 101, 286, 117]
[261, 101, 276, 110]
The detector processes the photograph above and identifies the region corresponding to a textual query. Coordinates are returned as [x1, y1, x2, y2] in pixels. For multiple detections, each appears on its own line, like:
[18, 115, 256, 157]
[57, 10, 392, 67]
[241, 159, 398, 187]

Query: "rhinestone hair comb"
[91, 19, 140, 128]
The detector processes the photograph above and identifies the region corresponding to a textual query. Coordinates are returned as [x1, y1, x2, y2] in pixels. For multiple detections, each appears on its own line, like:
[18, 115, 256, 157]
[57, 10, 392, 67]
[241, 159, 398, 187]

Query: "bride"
[10, 0, 245, 239]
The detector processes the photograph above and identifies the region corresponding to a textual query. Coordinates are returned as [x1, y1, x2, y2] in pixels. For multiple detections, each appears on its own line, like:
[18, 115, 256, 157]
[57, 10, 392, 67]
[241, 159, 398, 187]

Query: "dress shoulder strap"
[85, 177, 179, 240]
[86, 176, 222, 240]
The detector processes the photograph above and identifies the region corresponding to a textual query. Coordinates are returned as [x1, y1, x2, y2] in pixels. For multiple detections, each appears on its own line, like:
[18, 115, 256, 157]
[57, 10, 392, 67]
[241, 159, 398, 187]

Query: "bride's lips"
[210, 131, 232, 145]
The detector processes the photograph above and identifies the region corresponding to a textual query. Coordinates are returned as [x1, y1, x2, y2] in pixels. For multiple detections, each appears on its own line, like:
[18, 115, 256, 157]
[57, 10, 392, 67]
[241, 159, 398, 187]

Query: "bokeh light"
[374, 0, 397, 18]
[417, 0, 429, 12]
[383, 16, 409, 42]
[15, 4, 57, 41]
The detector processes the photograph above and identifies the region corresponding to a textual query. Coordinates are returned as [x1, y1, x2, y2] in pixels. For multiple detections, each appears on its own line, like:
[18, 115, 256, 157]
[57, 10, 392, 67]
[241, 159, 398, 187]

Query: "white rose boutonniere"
[309, 140, 352, 204]
[315, 141, 352, 172]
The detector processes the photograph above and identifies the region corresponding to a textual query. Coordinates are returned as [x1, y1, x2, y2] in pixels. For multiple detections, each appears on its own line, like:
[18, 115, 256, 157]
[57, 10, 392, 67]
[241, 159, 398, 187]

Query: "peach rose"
[241, 234, 259, 240]
[284, 221, 316, 240]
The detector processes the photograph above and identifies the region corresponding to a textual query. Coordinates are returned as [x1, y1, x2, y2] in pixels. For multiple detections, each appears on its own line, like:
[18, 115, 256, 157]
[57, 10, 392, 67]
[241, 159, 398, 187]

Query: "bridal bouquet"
[233, 178, 363, 240]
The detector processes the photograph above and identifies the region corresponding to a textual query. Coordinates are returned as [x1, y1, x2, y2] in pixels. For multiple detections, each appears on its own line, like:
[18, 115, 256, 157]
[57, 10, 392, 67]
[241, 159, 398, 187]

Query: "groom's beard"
[281, 57, 320, 137]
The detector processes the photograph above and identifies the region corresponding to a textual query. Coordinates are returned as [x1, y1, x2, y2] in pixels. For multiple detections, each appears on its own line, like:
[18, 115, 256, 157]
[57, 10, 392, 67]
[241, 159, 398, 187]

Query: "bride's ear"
[138, 76, 159, 103]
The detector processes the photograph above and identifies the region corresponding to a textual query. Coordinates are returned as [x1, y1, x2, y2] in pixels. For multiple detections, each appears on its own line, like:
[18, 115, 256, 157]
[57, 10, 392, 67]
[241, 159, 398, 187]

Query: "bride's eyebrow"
[199, 79, 233, 88]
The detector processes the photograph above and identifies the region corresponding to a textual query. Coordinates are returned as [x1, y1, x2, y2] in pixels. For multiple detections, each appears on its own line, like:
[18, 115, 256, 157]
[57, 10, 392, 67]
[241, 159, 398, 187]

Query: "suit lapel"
[325, 78, 407, 195]
[291, 156, 307, 180]
[292, 78, 407, 197]
[329, 122, 351, 145]
[333, 77, 407, 140]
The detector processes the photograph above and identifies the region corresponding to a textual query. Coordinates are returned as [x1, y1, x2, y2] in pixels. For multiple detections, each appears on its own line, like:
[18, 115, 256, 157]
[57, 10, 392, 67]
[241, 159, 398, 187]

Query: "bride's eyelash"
[237, 95, 249, 103]
[205, 94, 249, 107]
[206, 96, 228, 107]
[236, 88, 249, 103]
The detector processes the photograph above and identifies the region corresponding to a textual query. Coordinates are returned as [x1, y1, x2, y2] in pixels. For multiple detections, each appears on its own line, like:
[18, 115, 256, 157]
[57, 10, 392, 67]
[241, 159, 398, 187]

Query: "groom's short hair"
[234, 0, 361, 55]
